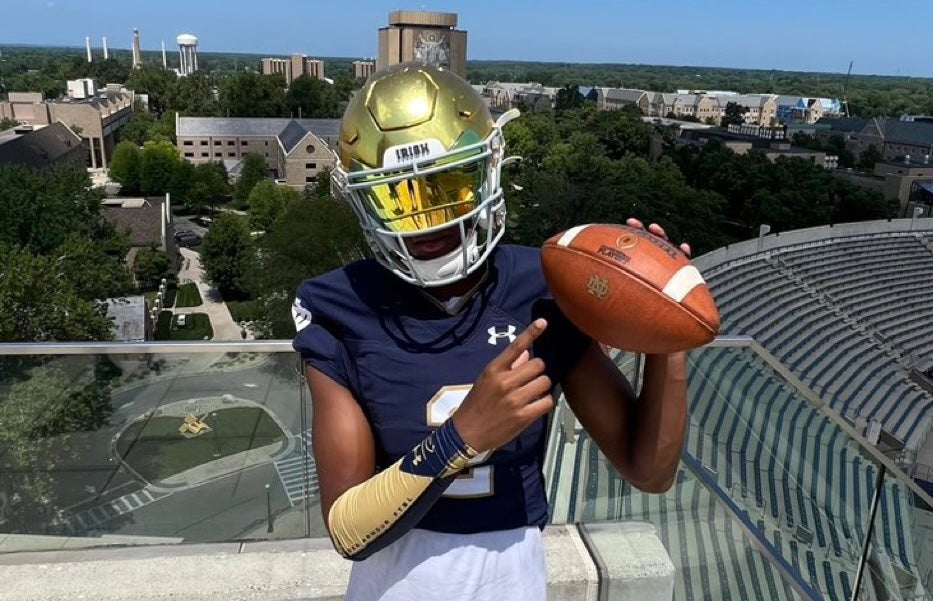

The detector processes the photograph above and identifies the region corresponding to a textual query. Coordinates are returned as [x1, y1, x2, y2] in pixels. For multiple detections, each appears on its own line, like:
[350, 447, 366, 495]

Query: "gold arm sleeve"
[326, 420, 476, 560]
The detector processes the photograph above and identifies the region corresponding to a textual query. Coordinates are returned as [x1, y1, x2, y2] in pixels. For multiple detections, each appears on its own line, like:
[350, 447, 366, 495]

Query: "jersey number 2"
[427, 385, 493, 498]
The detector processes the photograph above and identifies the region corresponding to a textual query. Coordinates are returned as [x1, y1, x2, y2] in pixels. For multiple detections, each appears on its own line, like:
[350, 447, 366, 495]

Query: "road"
[172, 215, 208, 240]
[24, 354, 316, 546]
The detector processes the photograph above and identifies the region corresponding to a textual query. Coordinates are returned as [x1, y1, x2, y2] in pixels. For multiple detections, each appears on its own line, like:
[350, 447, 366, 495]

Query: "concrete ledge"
[543, 525, 599, 601]
[0, 524, 670, 601]
[0, 540, 349, 601]
[581, 522, 675, 601]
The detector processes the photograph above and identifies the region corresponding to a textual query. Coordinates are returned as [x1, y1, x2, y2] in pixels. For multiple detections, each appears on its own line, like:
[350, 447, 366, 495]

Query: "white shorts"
[344, 526, 546, 601]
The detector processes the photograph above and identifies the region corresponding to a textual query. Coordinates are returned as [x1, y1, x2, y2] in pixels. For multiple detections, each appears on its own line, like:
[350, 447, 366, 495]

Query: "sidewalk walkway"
[175, 248, 244, 341]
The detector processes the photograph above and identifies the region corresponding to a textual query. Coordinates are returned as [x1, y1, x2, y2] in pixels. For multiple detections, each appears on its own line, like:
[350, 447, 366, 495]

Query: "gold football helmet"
[331, 61, 520, 287]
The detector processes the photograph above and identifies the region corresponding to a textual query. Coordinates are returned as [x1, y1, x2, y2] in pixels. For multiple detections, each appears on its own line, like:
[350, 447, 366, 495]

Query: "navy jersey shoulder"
[292, 245, 592, 534]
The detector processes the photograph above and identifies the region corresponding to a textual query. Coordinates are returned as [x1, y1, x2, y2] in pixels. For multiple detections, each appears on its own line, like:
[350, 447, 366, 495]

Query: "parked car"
[175, 232, 202, 248]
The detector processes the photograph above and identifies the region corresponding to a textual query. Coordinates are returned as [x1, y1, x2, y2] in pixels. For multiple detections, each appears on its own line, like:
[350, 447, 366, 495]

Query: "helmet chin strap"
[407, 229, 480, 286]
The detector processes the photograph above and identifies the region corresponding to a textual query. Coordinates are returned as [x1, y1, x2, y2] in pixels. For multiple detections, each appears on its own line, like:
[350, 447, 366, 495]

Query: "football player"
[292, 62, 690, 601]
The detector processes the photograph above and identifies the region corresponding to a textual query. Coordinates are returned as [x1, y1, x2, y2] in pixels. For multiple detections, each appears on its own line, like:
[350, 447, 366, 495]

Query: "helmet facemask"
[332, 110, 518, 288]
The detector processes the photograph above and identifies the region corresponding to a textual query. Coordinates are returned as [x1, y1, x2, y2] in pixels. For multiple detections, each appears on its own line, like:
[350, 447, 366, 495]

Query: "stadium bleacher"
[547, 221, 933, 601]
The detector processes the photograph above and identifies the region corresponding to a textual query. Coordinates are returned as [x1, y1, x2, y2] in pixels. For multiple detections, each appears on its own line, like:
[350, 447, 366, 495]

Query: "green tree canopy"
[245, 187, 368, 337]
[247, 180, 289, 232]
[139, 140, 182, 196]
[286, 74, 339, 118]
[133, 248, 174, 290]
[234, 153, 269, 208]
[0, 166, 110, 254]
[220, 72, 287, 118]
[0, 247, 114, 342]
[200, 214, 254, 299]
[54, 234, 133, 301]
[109, 141, 141, 195]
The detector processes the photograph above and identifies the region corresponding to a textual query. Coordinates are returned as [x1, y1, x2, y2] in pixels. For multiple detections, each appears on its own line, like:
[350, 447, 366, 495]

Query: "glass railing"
[1, 338, 931, 601]
[0, 342, 324, 550]
[546, 337, 933, 601]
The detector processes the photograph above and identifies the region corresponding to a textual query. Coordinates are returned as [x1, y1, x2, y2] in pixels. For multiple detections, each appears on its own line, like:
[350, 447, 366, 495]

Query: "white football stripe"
[556, 224, 589, 247]
[662, 265, 705, 303]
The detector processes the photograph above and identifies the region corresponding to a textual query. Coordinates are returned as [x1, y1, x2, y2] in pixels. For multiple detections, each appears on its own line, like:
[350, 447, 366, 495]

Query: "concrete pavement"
[175, 248, 245, 341]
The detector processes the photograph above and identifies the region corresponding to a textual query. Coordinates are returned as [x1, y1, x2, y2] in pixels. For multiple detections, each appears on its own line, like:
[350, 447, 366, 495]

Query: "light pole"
[265, 483, 274, 533]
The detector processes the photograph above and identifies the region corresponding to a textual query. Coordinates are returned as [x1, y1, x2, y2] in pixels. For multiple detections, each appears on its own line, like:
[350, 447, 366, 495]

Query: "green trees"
[109, 140, 181, 197]
[0, 165, 136, 342]
[200, 214, 254, 299]
[0, 356, 122, 533]
[245, 182, 369, 337]
[858, 145, 884, 171]
[0, 247, 115, 342]
[119, 111, 176, 146]
[247, 180, 291, 231]
[503, 106, 729, 256]
[555, 85, 585, 111]
[0, 165, 111, 254]
[133, 248, 173, 290]
[722, 102, 749, 127]
[165, 71, 221, 116]
[109, 141, 141, 194]
[110, 140, 228, 210]
[125, 66, 177, 115]
[188, 162, 230, 212]
[140, 140, 180, 196]
[286, 74, 340, 118]
[671, 137, 894, 234]
[234, 153, 269, 208]
[220, 72, 287, 118]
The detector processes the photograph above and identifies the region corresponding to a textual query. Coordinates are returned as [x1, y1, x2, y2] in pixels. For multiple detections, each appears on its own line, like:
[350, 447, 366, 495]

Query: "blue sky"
[2, 0, 930, 77]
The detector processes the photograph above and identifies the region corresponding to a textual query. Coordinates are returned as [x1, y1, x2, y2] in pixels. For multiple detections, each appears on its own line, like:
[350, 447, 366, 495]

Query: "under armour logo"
[488, 325, 517, 345]
[291, 297, 313, 332]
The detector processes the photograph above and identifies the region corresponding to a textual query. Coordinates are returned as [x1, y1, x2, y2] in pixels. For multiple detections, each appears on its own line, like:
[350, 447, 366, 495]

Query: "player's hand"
[626, 217, 691, 258]
[451, 318, 554, 453]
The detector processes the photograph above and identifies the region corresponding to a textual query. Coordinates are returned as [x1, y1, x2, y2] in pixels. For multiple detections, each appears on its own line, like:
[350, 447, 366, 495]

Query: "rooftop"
[0, 122, 82, 168]
[176, 117, 341, 140]
[100, 196, 167, 247]
[103, 295, 147, 342]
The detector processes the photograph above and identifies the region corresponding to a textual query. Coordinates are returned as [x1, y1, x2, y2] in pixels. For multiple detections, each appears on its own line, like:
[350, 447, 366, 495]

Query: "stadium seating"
[549, 347, 922, 601]
[703, 231, 933, 452]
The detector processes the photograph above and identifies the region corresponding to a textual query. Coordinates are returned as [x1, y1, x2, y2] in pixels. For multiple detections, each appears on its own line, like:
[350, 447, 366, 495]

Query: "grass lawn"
[155, 312, 213, 340]
[144, 287, 177, 310]
[174, 282, 202, 308]
[115, 407, 286, 482]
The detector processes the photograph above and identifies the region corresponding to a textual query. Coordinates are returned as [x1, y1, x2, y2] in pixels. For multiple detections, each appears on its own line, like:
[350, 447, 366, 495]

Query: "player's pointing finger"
[495, 318, 547, 369]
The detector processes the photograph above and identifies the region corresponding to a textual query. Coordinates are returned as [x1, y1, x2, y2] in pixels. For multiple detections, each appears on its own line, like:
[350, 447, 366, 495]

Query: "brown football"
[541, 223, 720, 354]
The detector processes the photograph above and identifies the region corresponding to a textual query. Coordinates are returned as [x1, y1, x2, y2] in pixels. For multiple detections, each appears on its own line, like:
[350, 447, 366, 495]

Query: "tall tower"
[176, 34, 199, 76]
[161, 41, 168, 69]
[377, 11, 467, 78]
[132, 28, 142, 69]
[102, 36, 109, 60]
[85, 36, 92, 63]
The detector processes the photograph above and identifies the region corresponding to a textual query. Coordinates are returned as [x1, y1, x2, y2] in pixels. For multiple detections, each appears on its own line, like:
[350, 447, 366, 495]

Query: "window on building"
[228, 152, 235, 157]
[306, 162, 317, 169]
[227, 140, 235, 146]
[200, 140, 208, 146]
[306, 144, 316, 153]
[184, 152, 194, 157]
[183, 140, 193, 146]
[201, 152, 209, 157]
[215, 152, 222, 157]
[264, 141, 269, 146]
[306, 176, 315, 183]
[242, 141, 249, 146]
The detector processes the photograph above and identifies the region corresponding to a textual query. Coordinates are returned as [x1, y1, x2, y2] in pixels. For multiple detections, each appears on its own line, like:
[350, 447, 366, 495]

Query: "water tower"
[176, 33, 199, 76]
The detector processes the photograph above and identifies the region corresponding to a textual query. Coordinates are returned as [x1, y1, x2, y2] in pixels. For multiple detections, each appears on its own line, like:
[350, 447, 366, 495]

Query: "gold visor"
[360, 158, 489, 233]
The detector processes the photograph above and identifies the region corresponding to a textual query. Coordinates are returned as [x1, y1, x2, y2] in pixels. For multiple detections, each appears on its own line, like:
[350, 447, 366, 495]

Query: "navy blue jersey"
[292, 244, 592, 534]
